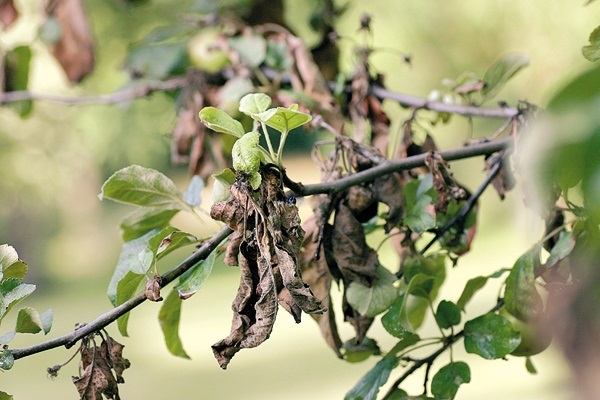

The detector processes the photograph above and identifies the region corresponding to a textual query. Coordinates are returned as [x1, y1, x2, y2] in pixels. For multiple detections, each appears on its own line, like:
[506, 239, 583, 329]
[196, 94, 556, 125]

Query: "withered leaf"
[46, 0, 94, 82]
[426, 152, 466, 214]
[332, 203, 379, 286]
[73, 345, 121, 400]
[486, 153, 515, 200]
[145, 277, 163, 302]
[0, 0, 18, 30]
[104, 336, 130, 384]
[343, 295, 374, 343]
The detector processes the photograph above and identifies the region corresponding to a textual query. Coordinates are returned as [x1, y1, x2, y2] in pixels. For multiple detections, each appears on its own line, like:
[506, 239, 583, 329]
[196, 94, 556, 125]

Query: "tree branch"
[10, 225, 232, 360]
[295, 137, 512, 196]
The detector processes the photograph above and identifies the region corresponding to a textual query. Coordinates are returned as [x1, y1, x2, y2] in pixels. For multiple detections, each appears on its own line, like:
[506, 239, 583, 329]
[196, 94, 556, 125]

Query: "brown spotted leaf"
[73, 345, 121, 400]
[104, 336, 130, 384]
[46, 0, 94, 82]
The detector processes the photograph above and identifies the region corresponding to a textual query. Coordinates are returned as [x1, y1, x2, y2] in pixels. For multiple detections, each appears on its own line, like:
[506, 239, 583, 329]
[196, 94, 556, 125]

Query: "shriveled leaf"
[229, 33, 266, 67]
[346, 265, 398, 318]
[232, 131, 261, 174]
[464, 313, 521, 359]
[0, 349, 14, 370]
[212, 168, 236, 202]
[0, 279, 36, 323]
[100, 165, 190, 211]
[345, 356, 399, 400]
[107, 229, 158, 307]
[431, 361, 471, 400]
[199, 107, 244, 138]
[0, 0, 18, 30]
[120, 208, 179, 242]
[158, 289, 190, 358]
[256, 105, 312, 133]
[155, 230, 197, 259]
[582, 25, 600, 62]
[504, 248, 543, 321]
[46, 0, 94, 82]
[175, 248, 216, 299]
[183, 175, 204, 207]
[342, 337, 380, 363]
[482, 53, 529, 100]
[435, 300, 461, 329]
[124, 42, 187, 79]
[239, 93, 272, 116]
[456, 269, 509, 311]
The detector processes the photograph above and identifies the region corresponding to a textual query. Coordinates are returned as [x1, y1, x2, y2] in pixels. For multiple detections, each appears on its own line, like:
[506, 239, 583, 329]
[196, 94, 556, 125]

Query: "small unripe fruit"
[500, 308, 552, 357]
[187, 29, 230, 73]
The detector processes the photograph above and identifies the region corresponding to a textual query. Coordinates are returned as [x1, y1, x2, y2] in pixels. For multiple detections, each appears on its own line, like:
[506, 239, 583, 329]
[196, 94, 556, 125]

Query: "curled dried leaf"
[145, 277, 163, 302]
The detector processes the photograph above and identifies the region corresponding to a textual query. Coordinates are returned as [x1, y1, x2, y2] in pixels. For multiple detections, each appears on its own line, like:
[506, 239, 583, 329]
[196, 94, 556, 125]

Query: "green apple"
[187, 28, 230, 73]
[500, 308, 552, 357]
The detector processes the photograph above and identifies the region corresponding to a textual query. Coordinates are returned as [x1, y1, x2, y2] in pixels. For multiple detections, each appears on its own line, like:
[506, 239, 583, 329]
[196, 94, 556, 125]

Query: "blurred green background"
[1, 0, 597, 398]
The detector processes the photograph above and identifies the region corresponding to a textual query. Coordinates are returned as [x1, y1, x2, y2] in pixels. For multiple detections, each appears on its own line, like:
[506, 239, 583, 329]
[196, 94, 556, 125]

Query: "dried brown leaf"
[343, 295, 374, 342]
[46, 0, 94, 82]
[73, 345, 121, 400]
[0, 0, 18, 30]
[332, 202, 379, 286]
[145, 277, 163, 302]
[426, 152, 466, 214]
[104, 336, 130, 384]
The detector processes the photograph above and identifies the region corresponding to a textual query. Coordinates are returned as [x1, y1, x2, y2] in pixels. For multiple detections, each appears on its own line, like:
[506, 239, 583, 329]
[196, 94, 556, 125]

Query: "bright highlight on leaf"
[199, 106, 244, 138]
[464, 313, 521, 359]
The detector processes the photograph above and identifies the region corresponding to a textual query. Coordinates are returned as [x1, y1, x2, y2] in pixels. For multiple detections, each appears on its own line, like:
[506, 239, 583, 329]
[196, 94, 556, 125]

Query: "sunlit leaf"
[504, 247, 543, 321]
[183, 175, 204, 207]
[15, 307, 43, 334]
[256, 105, 312, 133]
[212, 168, 236, 202]
[159, 289, 190, 358]
[464, 313, 521, 359]
[232, 131, 262, 174]
[431, 361, 471, 400]
[100, 165, 191, 211]
[0, 279, 36, 324]
[120, 208, 179, 242]
[582, 25, 600, 62]
[0, 245, 19, 271]
[482, 53, 529, 100]
[199, 107, 244, 138]
[0, 349, 13, 370]
[346, 265, 398, 317]
[175, 248, 216, 299]
[435, 300, 461, 329]
[239, 93, 271, 116]
[345, 356, 399, 400]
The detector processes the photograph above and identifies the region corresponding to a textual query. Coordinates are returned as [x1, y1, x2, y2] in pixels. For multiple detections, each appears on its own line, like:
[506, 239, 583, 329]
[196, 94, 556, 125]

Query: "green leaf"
[346, 266, 398, 317]
[2, 261, 27, 281]
[199, 107, 244, 138]
[124, 42, 187, 79]
[342, 337, 380, 363]
[0, 245, 19, 270]
[464, 313, 521, 359]
[345, 356, 399, 400]
[382, 294, 414, 336]
[504, 248, 543, 321]
[265, 39, 293, 71]
[116, 271, 145, 336]
[120, 208, 179, 242]
[582, 25, 600, 62]
[232, 131, 262, 174]
[0, 391, 12, 400]
[239, 93, 272, 116]
[211, 168, 236, 202]
[482, 53, 529, 100]
[456, 268, 509, 311]
[403, 179, 435, 234]
[431, 361, 471, 400]
[107, 230, 159, 306]
[183, 175, 204, 207]
[159, 289, 190, 358]
[386, 332, 420, 356]
[175, 248, 216, 299]
[39, 309, 53, 334]
[0, 349, 14, 371]
[0, 279, 36, 324]
[15, 307, 43, 334]
[525, 356, 537, 374]
[545, 231, 574, 268]
[229, 34, 266, 67]
[100, 165, 191, 211]
[0, 331, 15, 345]
[435, 300, 461, 329]
[4, 46, 33, 117]
[256, 105, 312, 133]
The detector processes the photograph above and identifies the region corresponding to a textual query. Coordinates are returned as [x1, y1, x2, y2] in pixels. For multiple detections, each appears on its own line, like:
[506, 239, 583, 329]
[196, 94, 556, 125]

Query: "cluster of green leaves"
[99, 166, 216, 357]
[0, 245, 53, 375]
[199, 92, 312, 190]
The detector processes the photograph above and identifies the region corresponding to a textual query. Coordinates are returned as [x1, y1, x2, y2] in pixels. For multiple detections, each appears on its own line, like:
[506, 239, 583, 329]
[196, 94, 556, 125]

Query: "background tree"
[0, 0, 599, 399]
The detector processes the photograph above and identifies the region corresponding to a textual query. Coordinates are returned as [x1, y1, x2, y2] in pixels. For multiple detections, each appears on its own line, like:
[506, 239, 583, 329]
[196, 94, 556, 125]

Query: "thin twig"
[10, 225, 232, 360]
